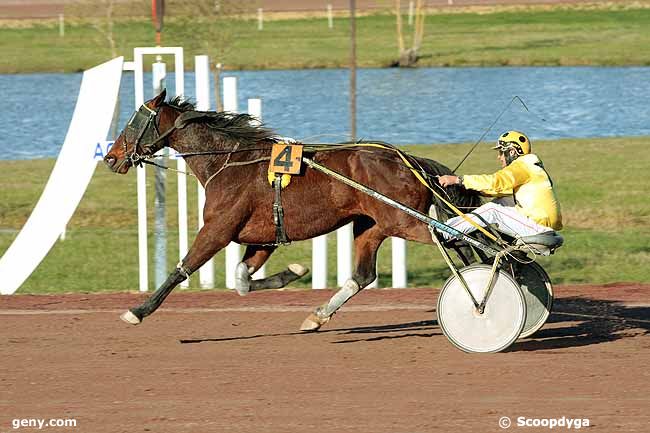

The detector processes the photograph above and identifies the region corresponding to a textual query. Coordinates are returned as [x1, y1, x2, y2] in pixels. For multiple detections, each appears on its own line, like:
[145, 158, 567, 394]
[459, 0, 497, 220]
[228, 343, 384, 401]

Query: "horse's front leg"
[120, 222, 231, 325]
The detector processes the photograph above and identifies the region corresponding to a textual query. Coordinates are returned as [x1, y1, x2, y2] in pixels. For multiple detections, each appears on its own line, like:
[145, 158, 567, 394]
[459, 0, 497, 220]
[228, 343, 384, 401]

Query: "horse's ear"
[151, 88, 166, 107]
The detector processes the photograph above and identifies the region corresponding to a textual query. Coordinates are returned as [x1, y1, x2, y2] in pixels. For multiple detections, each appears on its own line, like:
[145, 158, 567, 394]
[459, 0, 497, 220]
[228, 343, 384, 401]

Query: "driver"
[437, 130, 562, 241]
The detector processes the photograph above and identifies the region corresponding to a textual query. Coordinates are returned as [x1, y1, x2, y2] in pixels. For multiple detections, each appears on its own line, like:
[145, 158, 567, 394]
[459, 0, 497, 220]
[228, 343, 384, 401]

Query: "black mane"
[165, 96, 276, 148]
[168, 96, 196, 112]
[413, 155, 482, 212]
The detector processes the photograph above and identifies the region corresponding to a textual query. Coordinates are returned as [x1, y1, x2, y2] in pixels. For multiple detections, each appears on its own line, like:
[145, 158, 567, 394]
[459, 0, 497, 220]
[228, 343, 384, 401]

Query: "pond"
[1, 66, 648, 160]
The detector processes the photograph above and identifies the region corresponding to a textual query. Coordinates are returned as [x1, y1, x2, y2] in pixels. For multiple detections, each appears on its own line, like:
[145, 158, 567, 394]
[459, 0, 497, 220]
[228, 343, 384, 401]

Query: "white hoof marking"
[288, 263, 309, 277]
[120, 310, 141, 325]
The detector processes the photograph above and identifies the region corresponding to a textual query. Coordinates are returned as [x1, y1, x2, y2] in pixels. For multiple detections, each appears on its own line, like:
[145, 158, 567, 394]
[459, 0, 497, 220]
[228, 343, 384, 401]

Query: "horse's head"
[104, 89, 170, 174]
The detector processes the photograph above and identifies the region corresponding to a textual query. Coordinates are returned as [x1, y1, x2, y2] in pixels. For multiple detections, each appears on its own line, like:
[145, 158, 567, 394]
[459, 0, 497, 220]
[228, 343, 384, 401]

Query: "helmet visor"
[493, 140, 524, 155]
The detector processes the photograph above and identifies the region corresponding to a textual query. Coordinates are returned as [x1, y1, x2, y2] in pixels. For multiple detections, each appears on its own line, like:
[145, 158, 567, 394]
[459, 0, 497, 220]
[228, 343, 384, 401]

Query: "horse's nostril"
[104, 156, 116, 167]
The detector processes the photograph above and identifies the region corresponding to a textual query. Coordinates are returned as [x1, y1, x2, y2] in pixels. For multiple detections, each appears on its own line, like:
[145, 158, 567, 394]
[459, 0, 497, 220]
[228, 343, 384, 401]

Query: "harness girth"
[273, 174, 290, 246]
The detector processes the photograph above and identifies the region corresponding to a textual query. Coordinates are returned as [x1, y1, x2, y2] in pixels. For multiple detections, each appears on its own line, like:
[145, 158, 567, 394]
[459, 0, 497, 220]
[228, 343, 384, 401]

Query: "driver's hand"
[438, 175, 460, 187]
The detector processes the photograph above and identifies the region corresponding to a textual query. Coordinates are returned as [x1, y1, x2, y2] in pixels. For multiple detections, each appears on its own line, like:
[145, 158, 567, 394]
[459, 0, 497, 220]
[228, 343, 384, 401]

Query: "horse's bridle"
[123, 103, 164, 167]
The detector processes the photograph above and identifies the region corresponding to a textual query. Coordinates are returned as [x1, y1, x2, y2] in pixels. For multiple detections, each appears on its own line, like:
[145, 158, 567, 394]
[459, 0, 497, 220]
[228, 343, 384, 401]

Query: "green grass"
[2, 5, 650, 73]
[1, 137, 649, 293]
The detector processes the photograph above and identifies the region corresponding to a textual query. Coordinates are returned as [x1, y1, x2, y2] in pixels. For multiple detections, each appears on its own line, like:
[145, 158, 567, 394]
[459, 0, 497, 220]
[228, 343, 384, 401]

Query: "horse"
[104, 89, 481, 331]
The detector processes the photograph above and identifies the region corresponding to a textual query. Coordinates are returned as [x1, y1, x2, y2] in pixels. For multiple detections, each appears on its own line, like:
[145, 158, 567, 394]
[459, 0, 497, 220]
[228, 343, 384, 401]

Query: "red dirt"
[1, 284, 649, 432]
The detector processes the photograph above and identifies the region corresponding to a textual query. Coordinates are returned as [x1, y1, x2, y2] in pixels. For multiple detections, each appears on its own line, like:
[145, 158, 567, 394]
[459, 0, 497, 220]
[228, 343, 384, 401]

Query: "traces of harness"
[137, 135, 499, 245]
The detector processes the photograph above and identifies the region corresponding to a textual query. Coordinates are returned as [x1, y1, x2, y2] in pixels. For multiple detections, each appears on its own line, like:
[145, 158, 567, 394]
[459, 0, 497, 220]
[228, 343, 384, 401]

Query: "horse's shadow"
[179, 297, 650, 352]
[179, 320, 438, 345]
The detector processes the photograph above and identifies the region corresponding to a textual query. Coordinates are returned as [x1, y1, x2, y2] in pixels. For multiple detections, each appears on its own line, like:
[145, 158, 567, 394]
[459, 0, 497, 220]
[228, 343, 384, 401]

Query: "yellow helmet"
[493, 130, 531, 155]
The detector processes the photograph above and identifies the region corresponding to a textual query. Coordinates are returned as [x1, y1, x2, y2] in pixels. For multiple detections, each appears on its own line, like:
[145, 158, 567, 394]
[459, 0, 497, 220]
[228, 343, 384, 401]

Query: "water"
[1, 67, 649, 160]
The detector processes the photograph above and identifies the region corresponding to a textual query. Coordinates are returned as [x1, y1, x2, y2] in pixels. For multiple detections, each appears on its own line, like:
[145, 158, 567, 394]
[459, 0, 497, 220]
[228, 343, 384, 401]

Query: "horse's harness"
[123, 105, 496, 248]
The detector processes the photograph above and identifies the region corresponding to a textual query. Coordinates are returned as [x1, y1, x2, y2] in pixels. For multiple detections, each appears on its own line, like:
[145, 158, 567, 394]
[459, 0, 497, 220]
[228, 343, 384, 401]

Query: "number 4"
[273, 145, 293, 171]
[270, 143, 303, 174]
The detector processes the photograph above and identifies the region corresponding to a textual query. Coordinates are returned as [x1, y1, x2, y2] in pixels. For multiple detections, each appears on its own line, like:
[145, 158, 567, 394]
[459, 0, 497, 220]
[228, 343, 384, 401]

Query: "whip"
[452, 96, 543, 173]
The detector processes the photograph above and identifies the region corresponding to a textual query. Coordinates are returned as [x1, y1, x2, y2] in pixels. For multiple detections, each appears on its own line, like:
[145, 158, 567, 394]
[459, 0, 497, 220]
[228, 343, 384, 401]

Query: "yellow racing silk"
[462, 154, 563, 230]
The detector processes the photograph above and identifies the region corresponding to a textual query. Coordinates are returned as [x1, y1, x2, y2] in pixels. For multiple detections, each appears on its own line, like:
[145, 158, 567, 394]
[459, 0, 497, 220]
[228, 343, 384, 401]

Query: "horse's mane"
[166, 96, 277, 148]
[412, 155, 481, 212]
[168, 96, 197, 112]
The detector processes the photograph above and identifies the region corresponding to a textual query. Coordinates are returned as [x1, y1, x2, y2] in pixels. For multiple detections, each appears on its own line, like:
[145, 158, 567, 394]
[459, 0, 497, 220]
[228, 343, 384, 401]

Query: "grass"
[2, 4, 650, 73]
[1, 136, 649, 293]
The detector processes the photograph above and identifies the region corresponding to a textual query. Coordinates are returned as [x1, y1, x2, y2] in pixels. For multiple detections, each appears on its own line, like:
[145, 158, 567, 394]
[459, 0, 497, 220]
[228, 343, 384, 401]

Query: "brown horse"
[104, 90, 480, 330]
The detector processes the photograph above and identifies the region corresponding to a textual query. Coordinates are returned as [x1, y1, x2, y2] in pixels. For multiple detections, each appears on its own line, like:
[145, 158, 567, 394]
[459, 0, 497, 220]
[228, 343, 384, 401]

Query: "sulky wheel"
[511, 261, 554, 338]
[437, 264, 526, 353]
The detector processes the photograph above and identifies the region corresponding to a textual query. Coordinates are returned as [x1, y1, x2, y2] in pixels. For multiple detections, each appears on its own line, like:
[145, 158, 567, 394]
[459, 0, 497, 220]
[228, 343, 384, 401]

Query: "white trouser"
[441, 201, 552, 241]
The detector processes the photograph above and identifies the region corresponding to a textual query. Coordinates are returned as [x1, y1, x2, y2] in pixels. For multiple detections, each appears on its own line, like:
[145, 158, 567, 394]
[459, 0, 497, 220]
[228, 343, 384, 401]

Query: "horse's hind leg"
[234, 245, 309, 296]
[120, 223, 230, 325]
[300, 217, 385, 331]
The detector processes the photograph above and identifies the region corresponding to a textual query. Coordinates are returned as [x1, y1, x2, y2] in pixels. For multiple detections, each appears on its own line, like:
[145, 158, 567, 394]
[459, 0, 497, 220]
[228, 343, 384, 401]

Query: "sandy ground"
[1, 283, 649, 432]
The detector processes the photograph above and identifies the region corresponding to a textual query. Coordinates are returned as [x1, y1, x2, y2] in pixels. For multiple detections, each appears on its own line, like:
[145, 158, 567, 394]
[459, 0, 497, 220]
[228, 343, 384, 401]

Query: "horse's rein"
[126, 124, 483, 235]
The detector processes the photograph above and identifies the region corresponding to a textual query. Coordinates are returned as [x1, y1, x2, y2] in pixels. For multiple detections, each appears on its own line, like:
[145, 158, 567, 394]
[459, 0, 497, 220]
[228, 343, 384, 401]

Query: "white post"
[408, 1, 414, 26]
[367, 237, 378, 288]
[152, 59, 167, 289]
[136, 165, 148, 291]
[257, 8, 263, 31]
[336, 223, 353, 286]
[223, 76, 241, 289]
[312, 235, 328, 289]
[248, 97, 266, 280]
[59, 14, 64, 37]
[174, 51, 189, 288]
[391, 237, 407, 288]
[195, 55, 215, 289]
[134, 52, 148, 292]
[248, 98, 262, 124]
[223, 76, 238, 113]
[327, 4, 333, 29]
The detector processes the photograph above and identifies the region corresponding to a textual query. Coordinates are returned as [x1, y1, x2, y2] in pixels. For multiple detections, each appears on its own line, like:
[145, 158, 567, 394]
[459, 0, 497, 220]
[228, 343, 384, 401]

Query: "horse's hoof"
[234, 262, 251, 296]
[288, 263, 309, 277]
[234, 285, 250, 297]
[120, 310, 141, 325]
[300, 312, 330, 332]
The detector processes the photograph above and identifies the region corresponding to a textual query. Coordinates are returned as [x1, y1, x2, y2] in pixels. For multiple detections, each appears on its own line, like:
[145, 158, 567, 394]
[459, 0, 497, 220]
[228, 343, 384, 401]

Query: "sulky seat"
[515, 231, 564, 256]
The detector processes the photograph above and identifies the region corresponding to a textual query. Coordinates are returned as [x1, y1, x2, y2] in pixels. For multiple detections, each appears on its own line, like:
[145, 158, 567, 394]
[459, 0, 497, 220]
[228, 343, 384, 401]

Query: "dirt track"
[1, 284, 649, 432]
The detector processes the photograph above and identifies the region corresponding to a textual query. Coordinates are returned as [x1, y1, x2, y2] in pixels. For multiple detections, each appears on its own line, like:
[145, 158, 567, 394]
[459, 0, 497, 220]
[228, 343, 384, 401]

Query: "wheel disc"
[513, 262, 553, 338]
[437, 264, 526, 353]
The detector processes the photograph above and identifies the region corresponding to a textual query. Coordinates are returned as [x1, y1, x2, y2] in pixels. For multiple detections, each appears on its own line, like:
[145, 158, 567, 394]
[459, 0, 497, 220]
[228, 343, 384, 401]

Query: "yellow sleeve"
[462, 160, 530, 196]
